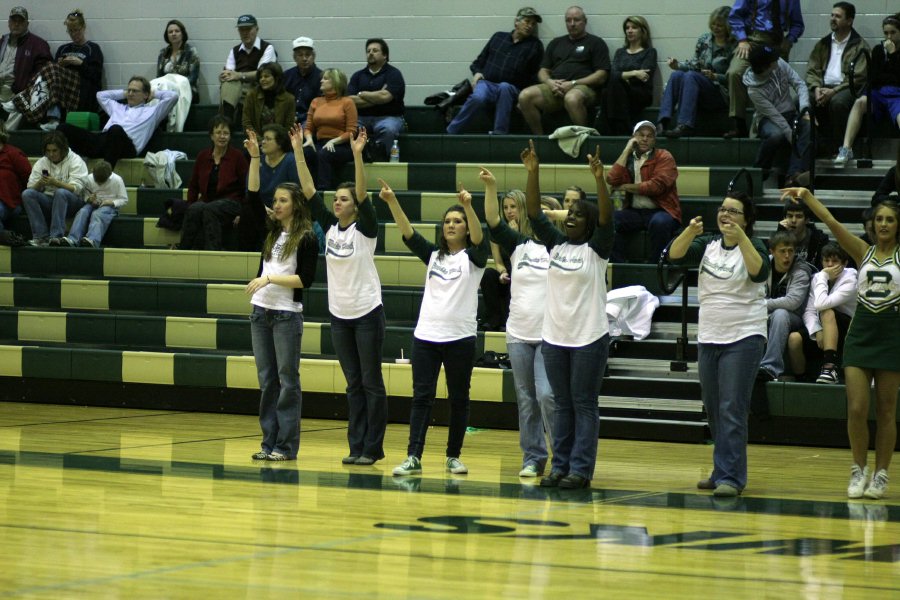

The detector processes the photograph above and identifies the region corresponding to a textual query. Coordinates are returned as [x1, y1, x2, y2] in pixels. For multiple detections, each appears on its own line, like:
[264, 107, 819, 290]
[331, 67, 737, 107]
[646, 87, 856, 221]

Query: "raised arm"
[668, 216, 703, 260]
[782, 187, 868, 266]
[244, 129, 260, 193]
[289, 123, 316, 200]
[521, 139, 541, 219]
[479, 167, 500, 228]
[587, 145, 612, 226]
[378, 178, 414, 240]
[350, 127, 368, 204]
[458, 187, 483, 246]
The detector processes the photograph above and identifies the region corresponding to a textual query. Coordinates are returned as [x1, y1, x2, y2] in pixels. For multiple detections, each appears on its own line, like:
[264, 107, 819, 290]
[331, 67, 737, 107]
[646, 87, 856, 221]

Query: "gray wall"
[22, 1, 898, 104]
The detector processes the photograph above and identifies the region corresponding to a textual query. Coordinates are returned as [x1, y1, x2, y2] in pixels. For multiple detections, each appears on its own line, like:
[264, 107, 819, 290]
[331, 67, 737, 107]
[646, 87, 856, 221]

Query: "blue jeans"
[658, 70, 727, 127]
[508, 338, 554, 470]
[407, 336, 476, 459]
[302, 141, 354, 191]
[250, 306, 304, 459]
[755, 110, 811, 177]
[357, 115, 405, 159]
[331, 305, 387, 459]
[0, 203, 20, 231]
[541, 335, 609, 480]
[66, 204, 118, 246]
[697, 335, 765, 491]
[21, 187, 84, 240]
[612, 207, 681, 263]
[759, 308, 803, 377]
[447, 80, 520, 135]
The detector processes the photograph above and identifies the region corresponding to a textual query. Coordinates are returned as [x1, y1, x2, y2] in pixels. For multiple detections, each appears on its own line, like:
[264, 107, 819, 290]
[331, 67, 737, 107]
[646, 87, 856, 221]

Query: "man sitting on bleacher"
[348, 38, 405, 161]
[606, 120, 681, 263]
[58, 76, 177, 168]
[218, 15, 276, 123]
[758, 230, 813, 381]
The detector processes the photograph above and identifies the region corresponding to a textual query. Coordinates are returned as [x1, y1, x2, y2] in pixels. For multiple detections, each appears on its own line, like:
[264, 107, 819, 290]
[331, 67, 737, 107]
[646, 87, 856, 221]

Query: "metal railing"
[792, 105, 815, 191]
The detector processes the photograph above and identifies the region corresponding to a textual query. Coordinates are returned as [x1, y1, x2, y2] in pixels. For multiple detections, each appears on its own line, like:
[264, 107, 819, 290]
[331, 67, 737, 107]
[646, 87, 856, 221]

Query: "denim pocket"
[272, 310, 298, 322]
[249, 306, 266, 322]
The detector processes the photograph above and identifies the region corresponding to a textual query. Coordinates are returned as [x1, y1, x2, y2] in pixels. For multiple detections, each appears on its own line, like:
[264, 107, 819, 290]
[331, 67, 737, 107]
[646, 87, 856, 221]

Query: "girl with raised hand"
[378, 179, 487, 477]
[782, 187, 900, 500]
[480, 164, 554, 478]
[521, 140, 614, 490]
[667, 191, 769, 497]
[289, 124, 388, 466]
[244, 128, 319, 462]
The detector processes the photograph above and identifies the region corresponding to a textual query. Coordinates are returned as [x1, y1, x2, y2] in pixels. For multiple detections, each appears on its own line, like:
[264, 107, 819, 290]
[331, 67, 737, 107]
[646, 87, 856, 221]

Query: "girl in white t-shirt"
[668, 191, 769, 497]
[522, 141, 615, 490]
[244, 130, 319, 462]
[289, 124, 388, 466]
[379, 179, 487, 477]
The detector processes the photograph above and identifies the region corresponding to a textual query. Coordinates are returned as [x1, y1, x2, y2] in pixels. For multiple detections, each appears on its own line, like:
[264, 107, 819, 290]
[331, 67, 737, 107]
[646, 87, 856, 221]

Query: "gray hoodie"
[743, 58, 809, 140]
[766, 254, 814, 317]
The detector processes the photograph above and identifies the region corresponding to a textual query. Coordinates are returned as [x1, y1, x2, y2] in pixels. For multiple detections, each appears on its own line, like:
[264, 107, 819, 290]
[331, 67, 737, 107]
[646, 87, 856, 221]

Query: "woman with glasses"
[238, 124, 300, 251]
[667, 192, 769, 497]
[3, 9, 103, 131]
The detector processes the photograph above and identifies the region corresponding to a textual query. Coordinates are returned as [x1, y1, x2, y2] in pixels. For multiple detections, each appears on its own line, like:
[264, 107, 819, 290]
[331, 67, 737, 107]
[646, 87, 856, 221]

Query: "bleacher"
[2, 103, 896, 448]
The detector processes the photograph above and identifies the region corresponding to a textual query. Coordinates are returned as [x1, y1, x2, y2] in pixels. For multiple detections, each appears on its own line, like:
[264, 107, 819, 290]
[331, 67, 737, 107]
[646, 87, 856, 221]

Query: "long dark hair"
[438, 204, 473, 259]
[163, 19, 188, 57]
[262, 183, 314, 261]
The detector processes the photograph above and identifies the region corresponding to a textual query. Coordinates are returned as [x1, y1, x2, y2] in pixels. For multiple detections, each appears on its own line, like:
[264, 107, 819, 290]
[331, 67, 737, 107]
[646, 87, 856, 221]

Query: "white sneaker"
[834, 146, 853, 167]
[446, 457, 468, 474]
[847, 464, 870, 498]
[5, 110, 22, 130]
[518, 464, 541, 477]
[392, 455, 421, 476]
[39, 119, 59, 132]
[864, 469, 889, 499]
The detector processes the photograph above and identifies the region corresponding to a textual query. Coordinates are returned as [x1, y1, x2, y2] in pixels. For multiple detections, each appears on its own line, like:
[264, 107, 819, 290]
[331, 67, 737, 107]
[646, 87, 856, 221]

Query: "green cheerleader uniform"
[842, 245, 900, 371]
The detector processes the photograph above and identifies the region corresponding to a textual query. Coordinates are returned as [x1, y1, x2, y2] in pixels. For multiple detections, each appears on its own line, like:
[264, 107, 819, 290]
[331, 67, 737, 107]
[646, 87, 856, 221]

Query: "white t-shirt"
[695, 236, 768, 344]
[506, 239, 551, 342]
[251, 232, 304, 313]
[414, 248, 485, 342]
[325, 221, 381, 319]
[542, 240, 610, 347]
[84, 173, 128, 208]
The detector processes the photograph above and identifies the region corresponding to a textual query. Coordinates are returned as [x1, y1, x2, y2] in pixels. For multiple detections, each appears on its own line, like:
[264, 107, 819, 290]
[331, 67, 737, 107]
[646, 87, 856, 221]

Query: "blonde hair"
[64, 9, 85, 29]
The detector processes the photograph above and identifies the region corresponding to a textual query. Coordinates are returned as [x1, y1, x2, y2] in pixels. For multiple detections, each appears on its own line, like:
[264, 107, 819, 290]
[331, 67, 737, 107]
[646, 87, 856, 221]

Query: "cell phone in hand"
[42, 169, 49, 176]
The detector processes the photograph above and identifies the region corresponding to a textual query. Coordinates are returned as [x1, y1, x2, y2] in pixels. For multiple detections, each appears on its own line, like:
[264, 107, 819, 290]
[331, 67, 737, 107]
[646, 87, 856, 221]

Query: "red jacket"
[187, 146, 249, 204]
[0, 143, 33, 209]
[607, 147, 682, 223]
[0, 31, 51, 93]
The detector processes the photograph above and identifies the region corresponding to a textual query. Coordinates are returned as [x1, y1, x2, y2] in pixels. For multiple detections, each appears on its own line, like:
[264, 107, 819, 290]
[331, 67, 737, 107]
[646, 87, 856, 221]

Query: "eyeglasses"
[718, 207, 744, 216]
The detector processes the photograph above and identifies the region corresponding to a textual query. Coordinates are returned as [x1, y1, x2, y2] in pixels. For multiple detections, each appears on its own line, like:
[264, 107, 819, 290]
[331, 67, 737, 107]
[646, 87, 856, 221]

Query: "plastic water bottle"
[389, 140, 400, 163]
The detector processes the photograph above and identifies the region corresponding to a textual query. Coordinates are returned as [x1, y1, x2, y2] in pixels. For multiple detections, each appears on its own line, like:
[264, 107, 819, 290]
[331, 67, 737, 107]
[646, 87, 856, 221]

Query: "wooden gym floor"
[0, 402, 897, 598]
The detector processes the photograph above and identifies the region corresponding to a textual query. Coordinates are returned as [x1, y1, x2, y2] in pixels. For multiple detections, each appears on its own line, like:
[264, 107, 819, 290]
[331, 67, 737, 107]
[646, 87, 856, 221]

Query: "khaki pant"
[220, 79, 252, 111]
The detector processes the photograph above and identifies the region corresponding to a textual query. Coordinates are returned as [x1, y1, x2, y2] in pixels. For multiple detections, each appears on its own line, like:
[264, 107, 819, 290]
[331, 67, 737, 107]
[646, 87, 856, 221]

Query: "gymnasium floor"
[1, 402, 897, 598]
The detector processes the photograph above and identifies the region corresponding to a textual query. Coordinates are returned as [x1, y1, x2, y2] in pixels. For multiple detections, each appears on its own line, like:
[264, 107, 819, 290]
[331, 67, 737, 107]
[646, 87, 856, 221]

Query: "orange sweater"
[305, 95, 357, 142]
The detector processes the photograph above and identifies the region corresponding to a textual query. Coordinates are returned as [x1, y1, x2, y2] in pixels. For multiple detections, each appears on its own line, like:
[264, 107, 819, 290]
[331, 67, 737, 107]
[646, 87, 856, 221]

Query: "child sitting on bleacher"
[61, 161, 127, 248]
[789, 243, 857, 384]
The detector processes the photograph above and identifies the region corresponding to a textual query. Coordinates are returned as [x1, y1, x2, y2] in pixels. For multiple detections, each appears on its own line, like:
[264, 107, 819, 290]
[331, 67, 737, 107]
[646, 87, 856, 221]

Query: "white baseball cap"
[292, 36, 315, 50]
[633, 120, 656, 135]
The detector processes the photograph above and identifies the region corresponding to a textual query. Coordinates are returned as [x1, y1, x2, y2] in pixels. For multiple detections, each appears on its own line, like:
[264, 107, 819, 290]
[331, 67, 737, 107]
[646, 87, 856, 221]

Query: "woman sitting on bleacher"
[180, 116, 248, 250]
[380, 179, 486, 478]
[237, 124, 299, 251]
[656, 6, 735, 138]
[835, 13, 900, 166]
[243, 128, 319, 462]
[242, 63, 296, 137]
[597, 16, 657, 135]
[4, 9, 103, 131]
[291, 124, 387, 466]
[302, 68, 358, 191]
[157, 19, 200, 104]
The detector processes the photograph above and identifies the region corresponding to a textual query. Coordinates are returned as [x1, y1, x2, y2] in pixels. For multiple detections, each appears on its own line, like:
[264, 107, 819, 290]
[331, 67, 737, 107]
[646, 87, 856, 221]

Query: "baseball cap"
[9, 6, 28, 20]
[292, 36, 314, 50]
[236, 14, 257, 27]
[633, 120, 656, 135]
[516, 7, 542, 23]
